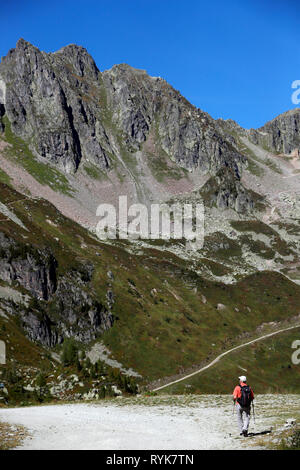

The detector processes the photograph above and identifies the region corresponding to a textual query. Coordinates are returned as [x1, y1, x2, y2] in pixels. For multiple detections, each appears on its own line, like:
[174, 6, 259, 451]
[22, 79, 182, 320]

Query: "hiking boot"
[242, 430, 248, 437]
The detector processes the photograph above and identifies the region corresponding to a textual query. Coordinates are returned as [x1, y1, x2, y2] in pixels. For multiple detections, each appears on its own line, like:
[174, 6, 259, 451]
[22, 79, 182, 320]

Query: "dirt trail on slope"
[153, 324, 300, 392]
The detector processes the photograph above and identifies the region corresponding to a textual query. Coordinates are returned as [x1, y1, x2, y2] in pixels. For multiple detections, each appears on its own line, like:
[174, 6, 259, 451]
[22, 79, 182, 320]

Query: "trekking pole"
[252, 402, 256, 425]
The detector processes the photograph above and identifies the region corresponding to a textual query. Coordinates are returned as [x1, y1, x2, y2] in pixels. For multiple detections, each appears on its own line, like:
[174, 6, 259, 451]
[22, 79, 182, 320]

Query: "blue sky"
[1, 0, 300, 128]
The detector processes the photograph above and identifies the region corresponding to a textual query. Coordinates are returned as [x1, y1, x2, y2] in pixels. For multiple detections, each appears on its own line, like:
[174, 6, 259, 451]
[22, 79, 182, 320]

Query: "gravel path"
[0, 398, 251, 450]
[1, 392, 300, 450]
[1, 394, 299, 450]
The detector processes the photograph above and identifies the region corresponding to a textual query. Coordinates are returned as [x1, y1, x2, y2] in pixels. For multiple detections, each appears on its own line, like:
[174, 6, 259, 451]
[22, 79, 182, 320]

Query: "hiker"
[232, 375, 254, 437]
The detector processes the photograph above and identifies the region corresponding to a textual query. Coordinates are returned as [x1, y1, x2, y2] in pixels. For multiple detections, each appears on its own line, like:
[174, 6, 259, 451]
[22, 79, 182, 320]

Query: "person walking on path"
[233, 375, 254, 437]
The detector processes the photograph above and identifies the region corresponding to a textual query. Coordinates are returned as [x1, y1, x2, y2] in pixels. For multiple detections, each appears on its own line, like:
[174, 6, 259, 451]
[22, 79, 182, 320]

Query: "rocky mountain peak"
[0, 39, 246, 181]
[15, 37, 35, 50]
[248, 108, 300, 155]
[52, 43, 100, 79]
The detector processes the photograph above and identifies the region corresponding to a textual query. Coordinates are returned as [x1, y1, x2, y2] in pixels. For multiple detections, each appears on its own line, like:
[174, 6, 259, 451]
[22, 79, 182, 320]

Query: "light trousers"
[236, 403, 251, 432]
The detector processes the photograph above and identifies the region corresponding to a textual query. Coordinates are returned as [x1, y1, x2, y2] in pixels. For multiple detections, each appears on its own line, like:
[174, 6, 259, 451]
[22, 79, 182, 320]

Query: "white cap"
[239, 376, 247, 382]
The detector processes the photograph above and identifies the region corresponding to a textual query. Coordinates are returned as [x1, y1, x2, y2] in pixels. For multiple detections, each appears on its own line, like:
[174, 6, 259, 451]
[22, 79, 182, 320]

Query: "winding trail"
[153, 323, 300, 391]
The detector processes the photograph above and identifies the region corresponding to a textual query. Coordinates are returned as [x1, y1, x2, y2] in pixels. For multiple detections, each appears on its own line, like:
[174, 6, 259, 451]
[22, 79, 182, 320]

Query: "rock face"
[0, 38, 244, 179]
[0, 232, 57, 300]
[0, 231, 113, 346]
[248, 109, 300, 155]
[0, 39, 110, 173]
[53, 271, 114, 343]
[22, 310, 58, 347]
[102, 64, 245, 175]
[201, 167, 254, 213]
[0, 104, 5, 132]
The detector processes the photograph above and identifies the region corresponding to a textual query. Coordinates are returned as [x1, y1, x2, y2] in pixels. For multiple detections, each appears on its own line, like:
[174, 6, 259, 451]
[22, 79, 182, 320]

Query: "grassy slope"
[0, 311, 52, 369]
[1, 179, 300, 389]
[163, 328, 300, 394]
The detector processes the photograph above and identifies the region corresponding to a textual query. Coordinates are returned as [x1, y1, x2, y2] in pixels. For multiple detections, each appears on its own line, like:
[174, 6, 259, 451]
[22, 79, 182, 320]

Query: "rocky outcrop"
[248, 109, 300, 155]
[102, 64, 245, 175]
[53, 272, 114, 343]
[201, 167, 254, 213]
[0, 232, 57, 300]
[0, 39, 110, 173]
[22, 310, 59, 347]
[0, 39, 244, 179]
[0, 232, 113, 346]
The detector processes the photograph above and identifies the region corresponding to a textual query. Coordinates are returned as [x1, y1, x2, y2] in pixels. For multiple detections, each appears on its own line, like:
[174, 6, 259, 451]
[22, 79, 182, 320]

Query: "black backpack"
[237, 385, 252, 408]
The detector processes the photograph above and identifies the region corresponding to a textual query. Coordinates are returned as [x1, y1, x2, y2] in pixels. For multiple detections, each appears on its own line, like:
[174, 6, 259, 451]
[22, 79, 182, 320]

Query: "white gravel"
[0, 395, 279, 450]
[1, 395, 299, 450]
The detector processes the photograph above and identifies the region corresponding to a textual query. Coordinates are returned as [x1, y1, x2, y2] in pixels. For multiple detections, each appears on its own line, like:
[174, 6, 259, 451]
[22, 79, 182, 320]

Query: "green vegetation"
[147, 150, 187, 182]
[246, 159, 265, 177]
[1, 54, 300, 406]
[230, 220, 294, 258]
[2, 117, 74, 195]
[35, 372, 51, 402]
[0, 365, 46, 405]
[61, 338, 79, 367]
[224, 129, 282, 176]
[231, 219, 274, 235]
[0, 168, 11, 185]
[273, 221, 300, 236]
[265, 158, 283, 174]
[0, 331, 139, 405]
[163, 327, 300, 395]
[0, 422, 28, 450]
[83, 163, 108, 180]
[277, 427, 300, 450]
[0, 303, 53, 370]
[240, 235, 275, 260]
[1, 180, 300, 395]
[203, 232, 242, 261]
[197, 258, 232, 277]
[144, 120, 189, 182]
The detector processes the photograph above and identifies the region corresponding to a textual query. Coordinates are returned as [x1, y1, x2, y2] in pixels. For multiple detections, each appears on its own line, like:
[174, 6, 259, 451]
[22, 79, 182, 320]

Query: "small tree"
[61, 338, 78, 367]
[90, 363, 97, 379]
[35, 372, 49, 402]
[126, 377, 138, 395]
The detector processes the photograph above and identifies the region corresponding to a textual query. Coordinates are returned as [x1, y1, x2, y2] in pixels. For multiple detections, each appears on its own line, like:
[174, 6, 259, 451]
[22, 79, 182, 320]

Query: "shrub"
[278, 427, 300, 450]
[61, 338, 79, 367]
